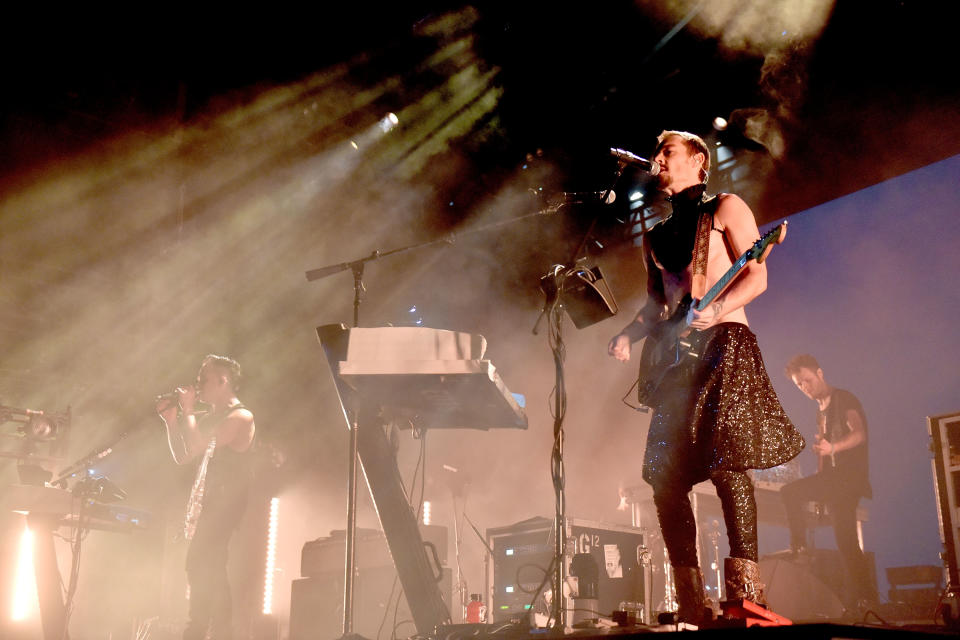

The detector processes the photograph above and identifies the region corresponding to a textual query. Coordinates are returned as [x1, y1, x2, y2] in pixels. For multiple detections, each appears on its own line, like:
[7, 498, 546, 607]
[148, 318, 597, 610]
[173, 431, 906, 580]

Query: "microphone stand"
[304, 203, 566, 285]
[450, 490, 467, 622]
[565, 166, 623, 268]
[52, 425, 137, 488]
[543, 278, 568, 631]
[305, 202, 564, 639]
[536, 170, 621, 632]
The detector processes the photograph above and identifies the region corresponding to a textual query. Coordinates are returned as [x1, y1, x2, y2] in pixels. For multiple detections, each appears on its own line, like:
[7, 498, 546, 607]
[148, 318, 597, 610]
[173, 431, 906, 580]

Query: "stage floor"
[431, 621, 956, 639]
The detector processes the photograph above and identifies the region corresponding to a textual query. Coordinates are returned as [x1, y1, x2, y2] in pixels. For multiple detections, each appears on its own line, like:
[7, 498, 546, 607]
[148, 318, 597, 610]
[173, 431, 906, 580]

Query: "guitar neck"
[695, 254, 748, 311]
[689, 222, 785, 312]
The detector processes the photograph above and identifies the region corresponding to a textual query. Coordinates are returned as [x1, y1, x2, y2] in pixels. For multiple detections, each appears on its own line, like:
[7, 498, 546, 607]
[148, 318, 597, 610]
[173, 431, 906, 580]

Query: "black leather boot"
[723, 557, 767, 607]
[673, 565, 710, 624]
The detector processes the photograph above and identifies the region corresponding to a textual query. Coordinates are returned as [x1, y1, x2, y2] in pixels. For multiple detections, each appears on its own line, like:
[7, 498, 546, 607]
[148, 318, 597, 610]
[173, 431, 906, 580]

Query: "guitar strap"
[690, 193, 718, 301]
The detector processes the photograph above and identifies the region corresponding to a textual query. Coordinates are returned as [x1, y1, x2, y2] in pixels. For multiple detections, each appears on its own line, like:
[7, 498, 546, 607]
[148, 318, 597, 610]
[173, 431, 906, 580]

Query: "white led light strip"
[262, 497, 279, 615]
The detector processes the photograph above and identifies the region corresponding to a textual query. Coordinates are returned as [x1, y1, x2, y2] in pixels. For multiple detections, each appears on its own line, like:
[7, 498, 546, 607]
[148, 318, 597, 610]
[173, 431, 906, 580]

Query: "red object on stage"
[466, 594, 486, 623]
[718, 598, 793, 627]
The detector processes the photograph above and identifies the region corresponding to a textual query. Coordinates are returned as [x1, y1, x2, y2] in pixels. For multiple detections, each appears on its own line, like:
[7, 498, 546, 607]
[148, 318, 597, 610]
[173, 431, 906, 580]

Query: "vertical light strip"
[423, 500, 432, 526]
[12, 526, 35, 621]
[262, 497, 279, 615]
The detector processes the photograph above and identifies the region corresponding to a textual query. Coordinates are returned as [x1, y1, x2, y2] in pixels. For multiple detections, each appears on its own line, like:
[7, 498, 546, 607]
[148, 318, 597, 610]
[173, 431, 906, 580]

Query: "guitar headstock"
[752, 221, 788, 264]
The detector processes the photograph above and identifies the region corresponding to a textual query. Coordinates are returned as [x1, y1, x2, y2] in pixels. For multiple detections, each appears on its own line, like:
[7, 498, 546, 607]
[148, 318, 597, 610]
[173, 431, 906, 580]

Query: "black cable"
[391, 597, 403, 640]
[547, 276, 568, 629]
[524, 554, 556, 627]
[452, 492, 468, 620]
[515, 562, 551, 594]
[376, 576, 401, 640]
[418, 430, 427, 518]
[61, 496, 90, 640]
[391, 618, 416, 640]
[520, 528, 557, 615]
[568, 606, 607, 618]
[620, 375, 648, 412]
[860, 607, 890, 626]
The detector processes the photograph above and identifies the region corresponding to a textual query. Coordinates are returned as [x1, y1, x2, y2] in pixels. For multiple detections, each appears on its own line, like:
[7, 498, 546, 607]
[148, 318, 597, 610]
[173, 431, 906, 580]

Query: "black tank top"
[647, 184, 719, 273]
[201, 404, 254, 512]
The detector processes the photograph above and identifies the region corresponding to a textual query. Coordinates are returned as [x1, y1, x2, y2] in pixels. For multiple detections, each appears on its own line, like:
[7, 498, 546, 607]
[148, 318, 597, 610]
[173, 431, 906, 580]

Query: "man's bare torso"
[649, 198, 750, 327]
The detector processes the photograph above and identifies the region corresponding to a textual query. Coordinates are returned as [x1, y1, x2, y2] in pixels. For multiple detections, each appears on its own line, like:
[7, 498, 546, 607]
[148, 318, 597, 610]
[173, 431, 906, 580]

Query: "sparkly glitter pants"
[653, 470, 758, 567]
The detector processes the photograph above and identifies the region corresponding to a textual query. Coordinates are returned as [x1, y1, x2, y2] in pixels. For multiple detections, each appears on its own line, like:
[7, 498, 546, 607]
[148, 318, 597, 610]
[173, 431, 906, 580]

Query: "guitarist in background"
[607, 130, 804, 623]
[781, 354, 875, 613]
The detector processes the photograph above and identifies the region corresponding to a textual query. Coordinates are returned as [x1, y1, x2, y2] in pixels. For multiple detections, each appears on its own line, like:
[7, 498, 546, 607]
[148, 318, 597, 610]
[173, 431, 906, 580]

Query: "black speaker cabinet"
[289, 566, 452, 640]
[301, 525, 448, 577]
[761, 549, 876, 621]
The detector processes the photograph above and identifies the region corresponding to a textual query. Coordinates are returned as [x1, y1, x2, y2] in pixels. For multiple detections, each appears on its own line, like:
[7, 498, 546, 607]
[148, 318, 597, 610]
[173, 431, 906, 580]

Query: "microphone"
[610, 148, 660, 175]
[549, 190, 616, 207]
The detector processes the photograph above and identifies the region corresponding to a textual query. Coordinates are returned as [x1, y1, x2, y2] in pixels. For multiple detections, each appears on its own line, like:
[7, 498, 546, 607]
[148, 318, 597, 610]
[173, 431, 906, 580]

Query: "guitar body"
[633, 221, 788, 410]
[635, 297, 709, 409]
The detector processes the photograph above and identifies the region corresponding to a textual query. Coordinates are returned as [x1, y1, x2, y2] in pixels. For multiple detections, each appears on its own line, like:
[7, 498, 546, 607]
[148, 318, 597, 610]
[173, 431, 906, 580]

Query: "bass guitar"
[634, 221, 787, 409]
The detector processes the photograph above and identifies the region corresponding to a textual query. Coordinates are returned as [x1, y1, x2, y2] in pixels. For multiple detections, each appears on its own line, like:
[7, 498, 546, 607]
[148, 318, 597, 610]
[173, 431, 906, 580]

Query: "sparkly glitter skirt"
[642, 322, 805, 488]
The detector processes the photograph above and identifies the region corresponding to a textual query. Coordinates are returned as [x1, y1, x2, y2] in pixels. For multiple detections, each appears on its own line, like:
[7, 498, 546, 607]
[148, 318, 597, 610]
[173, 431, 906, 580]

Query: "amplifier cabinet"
[485, 517, 651, 625]
[760, 549, 877, 621]
[289, 567, 453, 640]
[300, 524, 448, 577]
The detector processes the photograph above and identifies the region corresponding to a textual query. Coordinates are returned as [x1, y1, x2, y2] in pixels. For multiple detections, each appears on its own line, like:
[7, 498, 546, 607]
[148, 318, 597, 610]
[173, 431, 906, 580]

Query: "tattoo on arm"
[712, 302, 724, 319]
